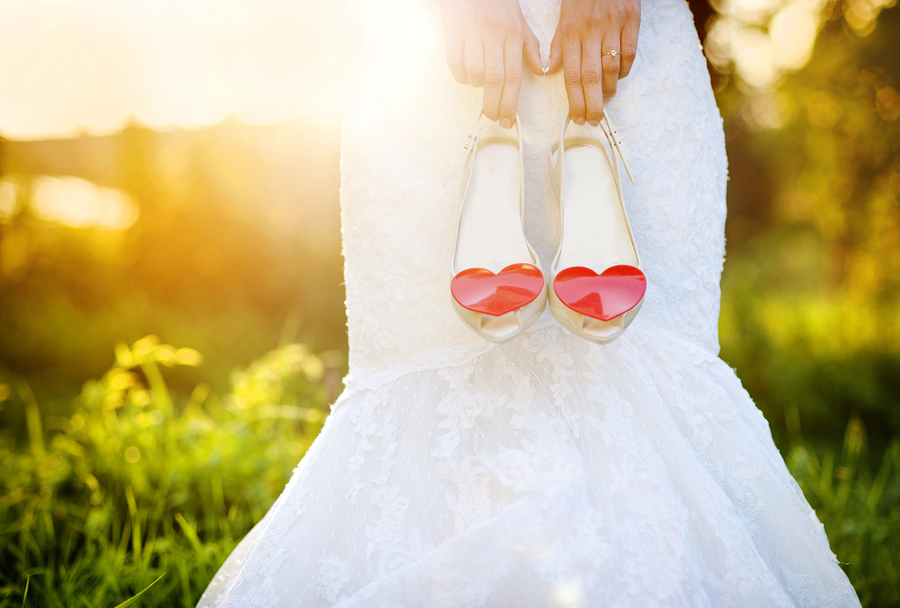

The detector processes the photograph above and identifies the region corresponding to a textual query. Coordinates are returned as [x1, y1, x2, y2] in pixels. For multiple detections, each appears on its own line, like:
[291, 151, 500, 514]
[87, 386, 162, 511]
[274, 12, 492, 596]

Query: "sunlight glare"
[706, 0, 831, 91]
[30, 176, 139, 230]
[0, 0, 359, 139]
[733, 28, 778, 89]
[0, 180, 21, 223]
[342, 2, 434, 126]
[770, 2, 820, 70]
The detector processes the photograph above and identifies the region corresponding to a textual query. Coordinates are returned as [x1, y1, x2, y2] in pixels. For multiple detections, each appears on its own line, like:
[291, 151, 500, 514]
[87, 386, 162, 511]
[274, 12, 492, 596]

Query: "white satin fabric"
[198, 1, 861, 606]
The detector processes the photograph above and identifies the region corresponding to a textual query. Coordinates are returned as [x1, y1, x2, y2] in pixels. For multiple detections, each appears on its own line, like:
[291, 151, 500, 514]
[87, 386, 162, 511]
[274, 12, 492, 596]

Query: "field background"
[1, 0, 899, 606]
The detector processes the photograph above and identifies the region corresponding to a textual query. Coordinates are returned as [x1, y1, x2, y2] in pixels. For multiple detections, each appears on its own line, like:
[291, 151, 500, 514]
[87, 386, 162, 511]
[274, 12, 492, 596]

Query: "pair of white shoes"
[447, 111, 645, 345]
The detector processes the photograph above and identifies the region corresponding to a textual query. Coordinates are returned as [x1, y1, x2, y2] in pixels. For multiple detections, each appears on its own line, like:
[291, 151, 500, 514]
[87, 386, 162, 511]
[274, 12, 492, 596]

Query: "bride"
[198, 0, 861, 606]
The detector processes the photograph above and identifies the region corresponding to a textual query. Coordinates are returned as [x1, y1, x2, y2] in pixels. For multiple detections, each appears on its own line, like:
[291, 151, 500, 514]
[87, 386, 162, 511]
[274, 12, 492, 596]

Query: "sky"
[0, 0, 881, 141]
[0, 0, 359, 140]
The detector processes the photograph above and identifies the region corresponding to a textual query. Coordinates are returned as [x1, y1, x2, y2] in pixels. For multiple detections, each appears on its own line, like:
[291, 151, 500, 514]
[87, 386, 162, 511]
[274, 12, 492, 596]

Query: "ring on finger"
[601, 49, 620, 58]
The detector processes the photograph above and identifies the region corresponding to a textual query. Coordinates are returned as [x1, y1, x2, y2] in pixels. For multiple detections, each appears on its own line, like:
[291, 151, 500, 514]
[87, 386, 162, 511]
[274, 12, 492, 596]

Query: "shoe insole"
[455, 141, 532, 273]
[556, 144, 637, 272]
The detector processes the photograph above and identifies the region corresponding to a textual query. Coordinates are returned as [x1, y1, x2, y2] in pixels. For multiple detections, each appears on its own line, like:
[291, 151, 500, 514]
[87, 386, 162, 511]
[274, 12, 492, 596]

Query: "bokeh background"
[1, 0, 898, 606]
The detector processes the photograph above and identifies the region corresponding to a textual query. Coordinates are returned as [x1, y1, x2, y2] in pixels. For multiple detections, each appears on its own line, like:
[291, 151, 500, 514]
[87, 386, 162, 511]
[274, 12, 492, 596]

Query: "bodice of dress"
[340, 0, 728, 392]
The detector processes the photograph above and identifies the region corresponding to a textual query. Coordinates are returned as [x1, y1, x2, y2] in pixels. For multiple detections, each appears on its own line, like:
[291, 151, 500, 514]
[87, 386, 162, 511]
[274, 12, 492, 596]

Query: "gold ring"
[602, 49, 620, 58]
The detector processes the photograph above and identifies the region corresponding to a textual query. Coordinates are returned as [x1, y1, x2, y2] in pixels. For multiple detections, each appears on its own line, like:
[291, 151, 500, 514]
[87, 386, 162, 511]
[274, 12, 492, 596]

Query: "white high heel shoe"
[548, 113, 646, 344]
[445, 111, 547, 343]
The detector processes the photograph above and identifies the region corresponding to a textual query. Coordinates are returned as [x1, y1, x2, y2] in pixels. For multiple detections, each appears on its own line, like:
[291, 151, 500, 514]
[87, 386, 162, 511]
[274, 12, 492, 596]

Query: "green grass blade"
[174, 513, 206, 562]
[18, 383, 45, 458]
[21, 574, 30, 608]
[109, 572, 165, 608]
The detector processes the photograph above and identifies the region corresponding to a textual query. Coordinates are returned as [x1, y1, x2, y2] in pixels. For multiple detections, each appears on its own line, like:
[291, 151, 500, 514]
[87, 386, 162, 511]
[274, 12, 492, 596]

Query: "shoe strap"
[548, 111, 640, 274]
[443, 111, 484, 185]
[447, 110, 532, 277]
[598, 113, 635, 184]
[550, 112, 635, 195]
[443, 111, 522, 185]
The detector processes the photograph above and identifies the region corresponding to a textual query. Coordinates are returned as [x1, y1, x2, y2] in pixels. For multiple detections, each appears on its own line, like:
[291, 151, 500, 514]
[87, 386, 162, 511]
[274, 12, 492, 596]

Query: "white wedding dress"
[198, 1, 861, 606]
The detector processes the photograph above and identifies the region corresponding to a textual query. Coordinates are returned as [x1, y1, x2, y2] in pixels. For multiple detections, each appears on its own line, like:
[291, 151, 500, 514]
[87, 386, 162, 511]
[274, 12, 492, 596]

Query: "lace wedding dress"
[198, 0, 861, 606]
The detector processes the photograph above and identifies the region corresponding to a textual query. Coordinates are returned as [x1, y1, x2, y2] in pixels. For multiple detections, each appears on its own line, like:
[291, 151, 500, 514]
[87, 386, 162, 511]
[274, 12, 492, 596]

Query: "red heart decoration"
[451, 263, 544, 316]
[553, 265, 646, 322]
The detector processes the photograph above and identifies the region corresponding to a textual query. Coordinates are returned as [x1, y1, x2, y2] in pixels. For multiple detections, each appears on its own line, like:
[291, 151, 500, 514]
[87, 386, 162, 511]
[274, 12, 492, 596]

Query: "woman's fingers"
[498, 37, 524, 127]
[523, 26, 544, 75]
[441, 1, 641, 126]
[441, 0, 561, 127]
[562, 27, 586, 124]
[440, 5, 468, 84]
[464, 37, 485, 88]
[581, 39, 604, 125]
[445, 34, 468, 84]
[600, 33, 621, 102]
[547, 32, 564, 74]
[553, 0, 641, 122]
[481, 42, 506, 121]
[619, 11, 640, 79]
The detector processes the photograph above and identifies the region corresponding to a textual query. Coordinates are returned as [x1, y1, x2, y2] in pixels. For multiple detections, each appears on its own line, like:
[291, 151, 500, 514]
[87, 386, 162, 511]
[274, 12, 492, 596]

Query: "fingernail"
[589, 120, 599, 127]
[500, 118, 512, 129]
[574, 117, 585, 126]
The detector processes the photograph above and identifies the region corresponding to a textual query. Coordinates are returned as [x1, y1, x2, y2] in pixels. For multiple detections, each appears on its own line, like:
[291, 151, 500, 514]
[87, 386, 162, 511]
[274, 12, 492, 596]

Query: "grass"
[0, 337, 327, 607]
[0, 337, 898, 607]
[785, 414, 900, 606]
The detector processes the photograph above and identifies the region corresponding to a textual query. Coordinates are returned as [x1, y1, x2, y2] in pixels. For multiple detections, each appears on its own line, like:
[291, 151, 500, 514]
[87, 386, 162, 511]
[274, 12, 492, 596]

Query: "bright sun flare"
[2, 0, 887, 141]
[0, 0, 360, 140]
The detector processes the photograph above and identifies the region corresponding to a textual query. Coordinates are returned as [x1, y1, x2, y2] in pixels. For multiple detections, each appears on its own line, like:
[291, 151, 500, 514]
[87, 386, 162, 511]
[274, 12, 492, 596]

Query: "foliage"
[0, 337, 327, 607]
[717, 5, 900, 451]
[0, 117, 347, 419]
[786, 425, 900, 607]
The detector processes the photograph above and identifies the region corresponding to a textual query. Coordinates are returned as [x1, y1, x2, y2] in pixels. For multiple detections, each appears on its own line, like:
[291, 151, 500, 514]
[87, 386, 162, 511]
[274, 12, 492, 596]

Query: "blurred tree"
[718, 3, 900, 453]
[0, 117, 346, 429]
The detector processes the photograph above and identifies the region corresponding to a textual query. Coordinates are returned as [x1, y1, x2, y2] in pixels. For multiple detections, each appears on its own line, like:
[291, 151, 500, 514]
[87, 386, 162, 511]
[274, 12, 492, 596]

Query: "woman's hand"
[439, 0, 544, 127]
[547, 0, 640, 126]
